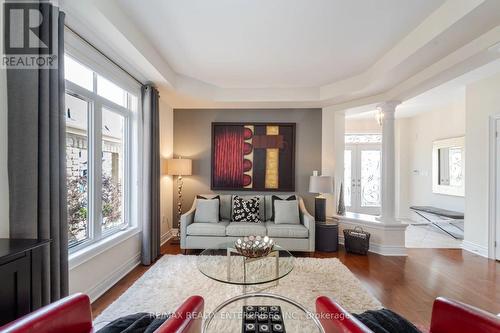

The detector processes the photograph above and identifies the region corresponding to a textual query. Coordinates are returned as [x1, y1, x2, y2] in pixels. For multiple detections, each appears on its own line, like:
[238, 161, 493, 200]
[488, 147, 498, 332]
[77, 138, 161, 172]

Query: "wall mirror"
[432, 136, 465, 197]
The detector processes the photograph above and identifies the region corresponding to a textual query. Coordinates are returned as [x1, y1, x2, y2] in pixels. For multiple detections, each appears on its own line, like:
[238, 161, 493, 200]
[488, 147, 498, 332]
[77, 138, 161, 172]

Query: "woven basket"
[343, 227, 370, 255]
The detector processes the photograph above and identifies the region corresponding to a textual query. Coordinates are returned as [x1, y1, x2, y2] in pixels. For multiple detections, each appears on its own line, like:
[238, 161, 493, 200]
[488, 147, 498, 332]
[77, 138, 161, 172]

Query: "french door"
[344, 144, 381, 215]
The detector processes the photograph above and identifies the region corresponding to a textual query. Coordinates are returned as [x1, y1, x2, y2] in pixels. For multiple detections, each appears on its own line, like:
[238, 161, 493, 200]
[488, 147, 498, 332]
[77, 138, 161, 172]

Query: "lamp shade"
[166, 158, 192, 176]
[309, 175, 333, 194]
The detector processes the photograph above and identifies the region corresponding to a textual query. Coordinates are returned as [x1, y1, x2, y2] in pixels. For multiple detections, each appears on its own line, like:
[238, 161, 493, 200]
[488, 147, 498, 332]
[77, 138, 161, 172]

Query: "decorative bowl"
[234, 235, 274, 258]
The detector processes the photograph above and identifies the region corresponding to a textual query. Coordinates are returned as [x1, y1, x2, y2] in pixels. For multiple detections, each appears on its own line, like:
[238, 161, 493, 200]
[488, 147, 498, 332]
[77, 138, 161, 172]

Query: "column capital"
[376, 101, 401, 113]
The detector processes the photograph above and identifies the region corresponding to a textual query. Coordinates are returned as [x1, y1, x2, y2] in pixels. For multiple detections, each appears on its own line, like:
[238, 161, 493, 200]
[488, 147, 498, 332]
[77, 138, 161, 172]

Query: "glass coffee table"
[197, 242, 294, 293]
[202, 293, 325, 333]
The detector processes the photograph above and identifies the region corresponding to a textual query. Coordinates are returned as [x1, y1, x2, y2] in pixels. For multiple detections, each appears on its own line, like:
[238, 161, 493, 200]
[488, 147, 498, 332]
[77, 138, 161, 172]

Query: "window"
[65, 53, 139, 250]
[345, 134, 382, 144]
[64, 55, 93, 91]
[101, 108, 125, 232]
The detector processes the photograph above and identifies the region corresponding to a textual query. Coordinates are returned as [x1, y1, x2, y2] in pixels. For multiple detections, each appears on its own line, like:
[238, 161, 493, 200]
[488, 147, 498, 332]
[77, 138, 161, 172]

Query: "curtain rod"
[64, 24, 145, 86]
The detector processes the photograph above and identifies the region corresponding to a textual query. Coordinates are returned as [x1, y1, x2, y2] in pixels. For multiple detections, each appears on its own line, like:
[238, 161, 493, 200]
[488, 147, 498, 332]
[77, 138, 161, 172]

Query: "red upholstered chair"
[155, 295, 204, 333]
[316, 296, 372, 333]
[0, 294, 93, 333]
[0, 293, 205, 333]
[428, 297, 500, 333]
[316, 296, 500, 333]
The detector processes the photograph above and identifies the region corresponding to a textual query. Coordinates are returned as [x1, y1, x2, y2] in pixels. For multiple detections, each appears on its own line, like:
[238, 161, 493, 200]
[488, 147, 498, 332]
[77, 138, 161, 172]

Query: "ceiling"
[60, 0, 500, 108]
[346, 57, 500, 119]
[118, 0, 443, 89]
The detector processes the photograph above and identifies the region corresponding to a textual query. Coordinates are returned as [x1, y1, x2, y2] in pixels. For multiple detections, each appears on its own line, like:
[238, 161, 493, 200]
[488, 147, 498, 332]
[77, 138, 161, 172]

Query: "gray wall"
[173, 108, 322, 224]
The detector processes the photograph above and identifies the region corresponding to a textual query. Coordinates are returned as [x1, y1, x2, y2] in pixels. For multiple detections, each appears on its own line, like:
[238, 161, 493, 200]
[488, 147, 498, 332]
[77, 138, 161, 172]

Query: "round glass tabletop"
[197, 242, 294, 286]
[203, 293, 325, 333]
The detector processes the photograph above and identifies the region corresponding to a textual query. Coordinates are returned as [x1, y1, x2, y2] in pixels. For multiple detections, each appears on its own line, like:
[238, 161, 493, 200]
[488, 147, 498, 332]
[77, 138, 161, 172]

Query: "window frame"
[64, 29, 142, 254]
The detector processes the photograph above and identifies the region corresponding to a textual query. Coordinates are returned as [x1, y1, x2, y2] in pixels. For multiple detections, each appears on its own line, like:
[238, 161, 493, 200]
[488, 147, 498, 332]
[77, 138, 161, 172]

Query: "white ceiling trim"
[319, 0, 485, 99]
[60, 0, 500, 109]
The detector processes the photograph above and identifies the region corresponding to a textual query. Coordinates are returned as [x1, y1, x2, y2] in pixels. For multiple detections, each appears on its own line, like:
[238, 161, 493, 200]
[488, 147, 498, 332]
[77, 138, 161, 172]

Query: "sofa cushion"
[199, 194, 232, 220]
[270, 195, 296, 221]
[187, 221, 229, 236]
[226, 222, 267, 237]
[232, 196, 262, 223]
[274, 199, 300, 224]
[232, 195, 265, 222]
[196, 195, 221, 220]
[194, 199, 219, 223]
[265, 194, 300, 221]
[266, 222, 308, 238]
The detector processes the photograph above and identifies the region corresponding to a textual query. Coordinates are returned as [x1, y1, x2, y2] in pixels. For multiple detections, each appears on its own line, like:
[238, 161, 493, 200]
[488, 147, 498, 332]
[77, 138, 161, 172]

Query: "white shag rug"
[94, 255, 381, 330]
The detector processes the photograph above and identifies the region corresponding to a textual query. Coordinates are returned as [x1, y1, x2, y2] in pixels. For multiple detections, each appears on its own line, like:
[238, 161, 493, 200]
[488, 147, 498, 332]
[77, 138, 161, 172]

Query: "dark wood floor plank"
[91, 241, 500, 328]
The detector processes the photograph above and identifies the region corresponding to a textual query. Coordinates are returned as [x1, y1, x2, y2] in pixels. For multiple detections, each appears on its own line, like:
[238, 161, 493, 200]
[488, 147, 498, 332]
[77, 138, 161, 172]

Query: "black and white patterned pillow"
[232, 196, 261, 223]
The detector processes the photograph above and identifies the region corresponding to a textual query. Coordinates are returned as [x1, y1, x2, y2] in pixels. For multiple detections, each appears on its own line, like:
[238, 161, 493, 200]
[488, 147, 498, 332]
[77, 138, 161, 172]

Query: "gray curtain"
[141, 85, 161, 265]
[6, 5, 68, 304]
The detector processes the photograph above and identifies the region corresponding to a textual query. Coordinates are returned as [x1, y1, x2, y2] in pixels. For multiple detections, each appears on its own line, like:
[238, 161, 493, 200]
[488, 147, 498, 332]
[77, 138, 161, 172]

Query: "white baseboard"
[461, 240, 489, 258]
[339, 236, 407, 256]
[86, 253, 141, 302]
[161, 229, 174, 246]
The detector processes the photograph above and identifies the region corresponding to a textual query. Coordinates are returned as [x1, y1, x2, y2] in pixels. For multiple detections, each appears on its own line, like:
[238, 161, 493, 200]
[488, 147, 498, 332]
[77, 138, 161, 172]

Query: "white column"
[378, 101, 400, 223]
[322, 107, 345, 216]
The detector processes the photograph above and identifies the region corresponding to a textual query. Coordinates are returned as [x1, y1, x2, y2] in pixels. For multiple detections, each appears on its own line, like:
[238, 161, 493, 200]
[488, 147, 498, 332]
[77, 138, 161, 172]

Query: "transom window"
[345, 134, 382, 144]
[65, 53, 138, 250]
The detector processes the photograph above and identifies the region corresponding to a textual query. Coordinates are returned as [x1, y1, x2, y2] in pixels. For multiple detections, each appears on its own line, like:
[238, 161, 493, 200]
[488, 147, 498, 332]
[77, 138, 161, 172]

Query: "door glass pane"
[97, 75, 127, 107]
[64, 55, 93, 91]
[102, 109, 125, 231]
[65, 94, 90, 246]
[344, 150, 352, 207]
[360, 150, 381, 207]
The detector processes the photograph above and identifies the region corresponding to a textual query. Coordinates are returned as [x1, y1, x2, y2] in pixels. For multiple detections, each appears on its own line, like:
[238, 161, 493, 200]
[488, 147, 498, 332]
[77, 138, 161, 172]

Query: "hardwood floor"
[91, 241, 500, 328]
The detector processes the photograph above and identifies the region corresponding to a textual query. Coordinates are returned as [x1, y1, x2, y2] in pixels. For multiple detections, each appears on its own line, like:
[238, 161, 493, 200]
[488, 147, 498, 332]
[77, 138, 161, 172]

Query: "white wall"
[345, 118, 380, 134]
[398, 94, 466, 220]
[322, 107, 344, 216]
[395, 118, 410, 220]
[160, 99, 174, 240]
[69, 233, 141, 301]
[0, 1, 9, 237]
[464, 72, 500, 251]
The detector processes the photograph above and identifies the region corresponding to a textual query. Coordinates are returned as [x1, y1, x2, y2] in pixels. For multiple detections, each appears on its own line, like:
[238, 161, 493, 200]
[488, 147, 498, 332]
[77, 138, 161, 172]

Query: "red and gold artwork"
[211, 123, 295, 191]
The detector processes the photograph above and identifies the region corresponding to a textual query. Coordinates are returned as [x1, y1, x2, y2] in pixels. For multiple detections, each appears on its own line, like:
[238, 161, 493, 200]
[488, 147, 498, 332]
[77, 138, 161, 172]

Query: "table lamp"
[309, 171, 333, 222]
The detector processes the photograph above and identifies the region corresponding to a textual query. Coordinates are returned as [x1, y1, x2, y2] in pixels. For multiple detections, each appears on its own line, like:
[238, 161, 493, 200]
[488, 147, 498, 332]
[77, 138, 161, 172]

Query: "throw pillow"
[194, 199, 219, 223]
[196, 195, 222, 220]
[271, 195, 296, 221]
[232, 196, 261, 223]
[353, 308, 423, 333]
[96, 312, 170, 333]
[274, 200, 300, 224]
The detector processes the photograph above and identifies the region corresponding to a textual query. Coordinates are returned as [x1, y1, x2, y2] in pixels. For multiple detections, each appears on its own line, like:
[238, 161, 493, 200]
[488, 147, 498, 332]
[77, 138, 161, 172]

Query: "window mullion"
[93, 100, 103, 241]
[124, 115, 131, 228]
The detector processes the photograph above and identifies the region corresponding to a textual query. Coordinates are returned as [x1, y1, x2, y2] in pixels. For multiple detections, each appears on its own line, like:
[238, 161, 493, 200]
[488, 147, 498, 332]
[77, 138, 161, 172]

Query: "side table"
[315, 218, 339, 252]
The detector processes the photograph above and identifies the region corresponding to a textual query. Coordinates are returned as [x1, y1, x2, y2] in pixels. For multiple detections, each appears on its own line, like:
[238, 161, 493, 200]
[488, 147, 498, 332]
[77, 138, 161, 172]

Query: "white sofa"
[180, 194, 315, 252]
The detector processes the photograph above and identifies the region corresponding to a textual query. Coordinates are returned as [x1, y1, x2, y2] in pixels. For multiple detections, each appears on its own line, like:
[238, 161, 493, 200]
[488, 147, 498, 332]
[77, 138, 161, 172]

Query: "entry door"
[345, 144, 382, 215]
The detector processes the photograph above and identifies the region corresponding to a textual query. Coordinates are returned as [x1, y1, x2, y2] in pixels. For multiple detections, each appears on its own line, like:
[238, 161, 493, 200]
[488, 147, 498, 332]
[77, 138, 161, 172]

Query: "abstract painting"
[211, 123, 295, 191]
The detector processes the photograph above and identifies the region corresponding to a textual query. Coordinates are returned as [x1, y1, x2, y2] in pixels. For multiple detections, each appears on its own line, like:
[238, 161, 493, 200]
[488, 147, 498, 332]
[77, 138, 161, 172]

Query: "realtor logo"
[2, 1, 57, 68]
